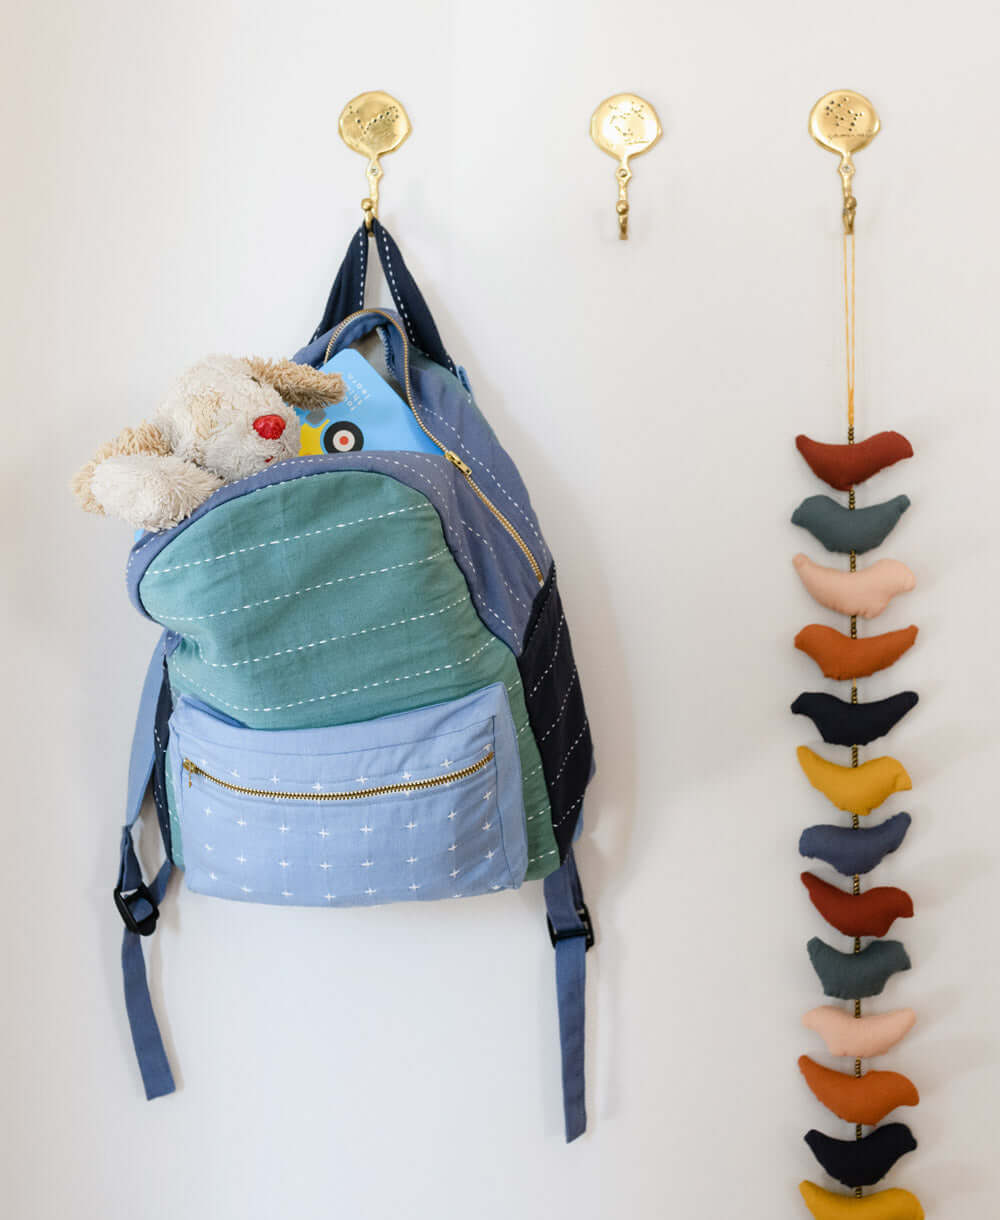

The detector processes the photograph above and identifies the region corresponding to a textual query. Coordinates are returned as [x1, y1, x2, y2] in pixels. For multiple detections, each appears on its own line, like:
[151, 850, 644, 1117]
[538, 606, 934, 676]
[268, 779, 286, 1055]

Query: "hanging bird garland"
[793, 91, 924, 1219]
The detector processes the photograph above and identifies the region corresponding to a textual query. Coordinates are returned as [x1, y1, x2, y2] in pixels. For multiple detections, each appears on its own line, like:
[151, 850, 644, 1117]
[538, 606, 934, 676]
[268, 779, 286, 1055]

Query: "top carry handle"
[310, 219, 455, 376]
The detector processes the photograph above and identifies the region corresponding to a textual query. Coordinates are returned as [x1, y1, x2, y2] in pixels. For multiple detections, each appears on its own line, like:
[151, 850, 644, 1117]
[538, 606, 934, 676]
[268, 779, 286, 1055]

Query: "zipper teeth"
[324, 309, 544, 584]
[182, 750, 494, 801]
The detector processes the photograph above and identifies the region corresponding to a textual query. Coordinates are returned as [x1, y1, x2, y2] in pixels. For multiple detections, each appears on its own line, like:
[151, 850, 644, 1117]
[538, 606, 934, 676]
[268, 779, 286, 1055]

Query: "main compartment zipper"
[182, 751, 495, 801]
[324, 309, 544, 584]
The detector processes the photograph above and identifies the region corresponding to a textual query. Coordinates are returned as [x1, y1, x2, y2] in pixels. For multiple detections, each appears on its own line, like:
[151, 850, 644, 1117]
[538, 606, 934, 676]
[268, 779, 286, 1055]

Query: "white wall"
[4, 2, 999, 1216]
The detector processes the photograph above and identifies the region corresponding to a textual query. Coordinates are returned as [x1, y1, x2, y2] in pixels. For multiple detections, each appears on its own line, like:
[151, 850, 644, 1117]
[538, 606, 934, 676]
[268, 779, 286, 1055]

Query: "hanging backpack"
[113, 220, 596, 1140]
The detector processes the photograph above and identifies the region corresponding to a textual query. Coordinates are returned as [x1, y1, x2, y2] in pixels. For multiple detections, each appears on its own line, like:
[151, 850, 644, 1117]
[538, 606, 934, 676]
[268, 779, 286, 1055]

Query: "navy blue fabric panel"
[309, 225, 369, 343]
[126, 454, 542, 654]
[519, 568, 593, 857]
[151, 659, 174, 860]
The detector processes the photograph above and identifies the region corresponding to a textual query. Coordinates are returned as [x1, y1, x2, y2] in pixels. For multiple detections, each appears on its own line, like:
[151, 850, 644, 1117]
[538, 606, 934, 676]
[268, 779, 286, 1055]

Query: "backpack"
[113, 220, 595, 1141]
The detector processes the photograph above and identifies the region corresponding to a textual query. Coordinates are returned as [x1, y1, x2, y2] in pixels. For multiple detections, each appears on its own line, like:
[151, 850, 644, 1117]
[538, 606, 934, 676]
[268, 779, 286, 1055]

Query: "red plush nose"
[253, 414, 286, 440]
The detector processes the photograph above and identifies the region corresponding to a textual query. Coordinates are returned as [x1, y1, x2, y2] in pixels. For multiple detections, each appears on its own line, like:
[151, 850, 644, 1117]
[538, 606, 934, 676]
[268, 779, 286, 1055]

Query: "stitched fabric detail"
[517, 569, 593, 857]
[147, 502, 433, 575]
[142, 470, 559, 879]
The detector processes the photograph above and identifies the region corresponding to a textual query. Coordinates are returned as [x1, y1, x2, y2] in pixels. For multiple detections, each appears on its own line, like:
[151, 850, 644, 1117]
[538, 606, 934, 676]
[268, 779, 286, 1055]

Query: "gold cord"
[843, 233, 857, 431]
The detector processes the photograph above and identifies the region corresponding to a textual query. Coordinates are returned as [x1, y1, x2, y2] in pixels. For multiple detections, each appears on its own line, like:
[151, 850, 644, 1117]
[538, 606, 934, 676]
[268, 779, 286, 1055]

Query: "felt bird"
[797, 747, 911, 817]
[792, 493, 910, 555]
[798, 1056, 919, 1125]
[799, 1180, 923, 1219]
[798, 813, 912, 876]
[807, 937, 911, 1000]
[803, 1125, 917, 1190]
[800, 872, 914, 937]
[795, 430, 914, 491]
[794, 624, 919, 681]
[793, 554, 916, 619]
[803, 1006, 916, 1058]
[791, 690, 919, 746]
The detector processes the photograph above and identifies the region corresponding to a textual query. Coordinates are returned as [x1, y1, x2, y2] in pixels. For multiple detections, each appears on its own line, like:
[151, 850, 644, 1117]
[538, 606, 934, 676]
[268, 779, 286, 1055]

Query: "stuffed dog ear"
[88, 453, 224, 532]
[71, 420, 171, 515]
[247, 358, 345, 412]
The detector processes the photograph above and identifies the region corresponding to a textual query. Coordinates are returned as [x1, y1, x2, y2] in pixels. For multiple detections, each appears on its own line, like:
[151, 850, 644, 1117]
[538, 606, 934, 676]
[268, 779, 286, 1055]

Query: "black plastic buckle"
[547, 902, 594, 951]
[114, 883, 159, 936]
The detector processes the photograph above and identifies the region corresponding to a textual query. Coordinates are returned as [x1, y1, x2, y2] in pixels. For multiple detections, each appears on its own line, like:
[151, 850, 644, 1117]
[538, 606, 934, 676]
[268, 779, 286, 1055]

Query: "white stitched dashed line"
[522, 576, 556, 650]
[538, 667, 579, 743]
[552, 792, 586, 829]
[130, 455, 515, 647]
[407, 448, 546, 585]
[146, 548, 448, 623]
[198, 595, 468, 668]
[357, 228, 366, 311]
[126, 456, 430, 587]
[483, 604, 517, 639]
[125, 454, 436, 587]
[525, 806, 549, 823]
[459, 519, 529, 608]
[378, 230, 416, 344]
[412, 408, 548, 554]
[146, 502, 433, 575]
[170, 636, 499, 713]
[528, 614, 565, 696]
[527, 849, 559, 865]
[551, 720, 590, 784]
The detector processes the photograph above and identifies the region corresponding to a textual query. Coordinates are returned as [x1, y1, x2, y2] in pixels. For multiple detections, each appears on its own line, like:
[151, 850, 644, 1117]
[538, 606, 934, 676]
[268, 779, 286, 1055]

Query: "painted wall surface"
[3, 2, 998, 1216]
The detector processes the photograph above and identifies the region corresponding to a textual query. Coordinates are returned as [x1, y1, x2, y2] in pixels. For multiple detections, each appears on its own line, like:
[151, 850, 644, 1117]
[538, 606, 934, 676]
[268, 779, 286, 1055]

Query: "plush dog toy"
[72, 355, 344, 532]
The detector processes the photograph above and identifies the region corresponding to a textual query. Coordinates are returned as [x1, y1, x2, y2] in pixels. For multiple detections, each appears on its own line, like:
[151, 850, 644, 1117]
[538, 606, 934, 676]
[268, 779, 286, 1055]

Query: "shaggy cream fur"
[72, 356, 343, 532]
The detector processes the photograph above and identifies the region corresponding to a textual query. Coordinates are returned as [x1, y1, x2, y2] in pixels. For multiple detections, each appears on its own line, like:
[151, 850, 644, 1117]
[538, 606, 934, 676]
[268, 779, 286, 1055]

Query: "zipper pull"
[444, 450, 472, 477]
[183, 758, 195, 788]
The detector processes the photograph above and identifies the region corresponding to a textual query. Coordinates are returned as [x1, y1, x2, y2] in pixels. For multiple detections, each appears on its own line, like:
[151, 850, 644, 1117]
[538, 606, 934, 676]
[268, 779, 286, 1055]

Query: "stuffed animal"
[72, 355, 344, 532]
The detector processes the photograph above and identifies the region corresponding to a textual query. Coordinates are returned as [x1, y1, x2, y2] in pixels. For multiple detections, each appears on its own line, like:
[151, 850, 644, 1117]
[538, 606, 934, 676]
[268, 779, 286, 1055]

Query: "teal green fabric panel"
[143, 471, 557, 879]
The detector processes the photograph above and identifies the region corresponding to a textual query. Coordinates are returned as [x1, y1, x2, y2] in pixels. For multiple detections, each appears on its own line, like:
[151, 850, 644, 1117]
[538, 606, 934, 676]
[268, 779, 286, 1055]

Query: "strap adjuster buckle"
[114, 883, 159, 936]
[547, 902, 594, 951]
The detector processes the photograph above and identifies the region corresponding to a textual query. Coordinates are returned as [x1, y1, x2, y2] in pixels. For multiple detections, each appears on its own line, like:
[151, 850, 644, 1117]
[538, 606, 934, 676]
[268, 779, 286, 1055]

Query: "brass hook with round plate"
[809, 90, 880, 233]
[338, 91, 411, 229]
[590, 94, 662, 240]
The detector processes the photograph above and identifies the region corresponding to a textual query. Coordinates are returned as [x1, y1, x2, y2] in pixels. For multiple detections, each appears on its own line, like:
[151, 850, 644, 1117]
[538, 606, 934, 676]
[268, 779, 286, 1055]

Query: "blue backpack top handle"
[310, 219, 456, 376]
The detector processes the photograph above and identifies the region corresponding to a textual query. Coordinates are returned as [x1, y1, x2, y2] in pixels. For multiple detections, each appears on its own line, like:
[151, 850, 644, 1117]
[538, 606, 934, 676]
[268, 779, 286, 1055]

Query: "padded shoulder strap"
[309, 220, 455, 375]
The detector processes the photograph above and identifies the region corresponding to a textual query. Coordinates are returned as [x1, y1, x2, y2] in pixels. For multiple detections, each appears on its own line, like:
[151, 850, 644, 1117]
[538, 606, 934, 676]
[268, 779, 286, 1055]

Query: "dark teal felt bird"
[807, 936, 911, 1000]
[791, 493, 910, 554]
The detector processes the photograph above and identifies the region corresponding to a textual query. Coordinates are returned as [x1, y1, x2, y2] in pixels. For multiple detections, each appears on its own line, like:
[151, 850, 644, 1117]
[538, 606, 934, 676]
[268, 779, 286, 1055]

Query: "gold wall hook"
[809, 90, 880, 234]
[590, 94, 661, 240]
[338, 91, 411, 230]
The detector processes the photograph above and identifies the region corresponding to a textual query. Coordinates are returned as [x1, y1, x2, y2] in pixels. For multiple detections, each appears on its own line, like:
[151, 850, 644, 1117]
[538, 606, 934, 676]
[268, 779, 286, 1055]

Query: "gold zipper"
[182, 751, 494, 800]
[324, 309, 544, 585]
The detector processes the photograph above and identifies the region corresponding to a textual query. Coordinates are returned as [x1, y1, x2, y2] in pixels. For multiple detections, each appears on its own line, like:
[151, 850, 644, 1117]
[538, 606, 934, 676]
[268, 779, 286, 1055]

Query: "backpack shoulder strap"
[309, 220, 456, 375]
[114, 633, 176, 1100]
[543, 849, 593, 1142]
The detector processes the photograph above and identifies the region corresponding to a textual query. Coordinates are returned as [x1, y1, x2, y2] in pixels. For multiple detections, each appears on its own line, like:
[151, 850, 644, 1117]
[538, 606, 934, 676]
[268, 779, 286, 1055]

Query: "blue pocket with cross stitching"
[166, 684, 528, 906]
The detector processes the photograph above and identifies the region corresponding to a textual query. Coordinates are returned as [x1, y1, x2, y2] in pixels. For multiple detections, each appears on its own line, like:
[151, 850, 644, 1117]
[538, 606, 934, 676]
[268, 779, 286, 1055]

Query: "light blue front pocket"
[166, 684, 528, 907]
